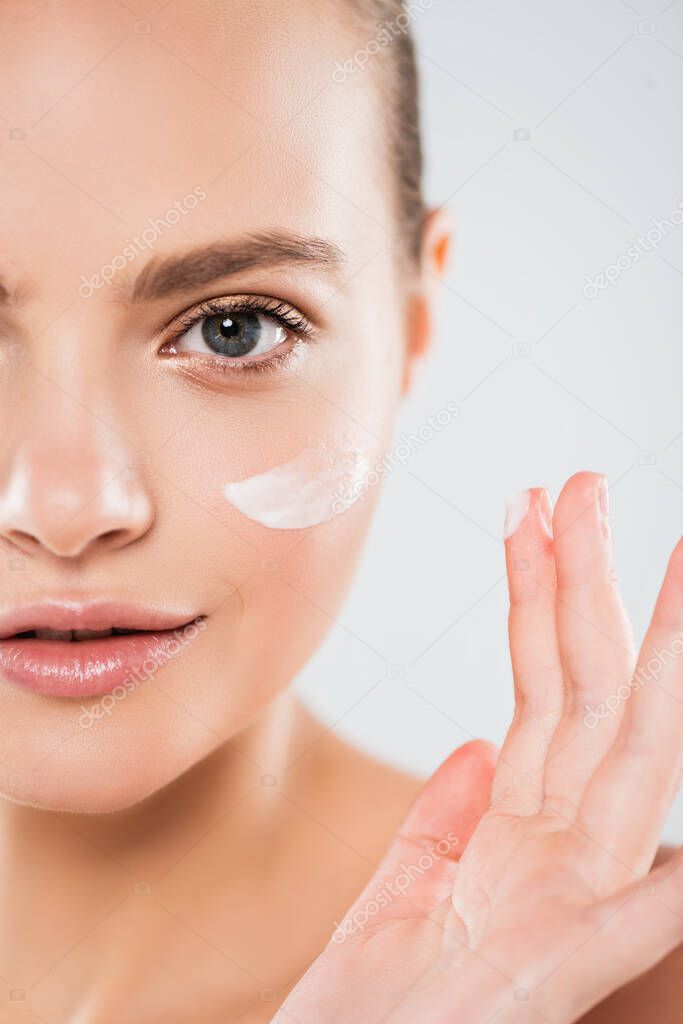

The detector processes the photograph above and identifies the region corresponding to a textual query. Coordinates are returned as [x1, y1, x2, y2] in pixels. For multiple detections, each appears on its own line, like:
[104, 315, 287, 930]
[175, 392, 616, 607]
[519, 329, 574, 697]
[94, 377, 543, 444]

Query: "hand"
[275, 472, 683, 1023]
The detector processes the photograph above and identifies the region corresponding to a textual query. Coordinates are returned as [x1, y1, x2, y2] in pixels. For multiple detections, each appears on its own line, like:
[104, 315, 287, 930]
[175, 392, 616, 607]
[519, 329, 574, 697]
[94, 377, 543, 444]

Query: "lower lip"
[0, 631, 185, 699]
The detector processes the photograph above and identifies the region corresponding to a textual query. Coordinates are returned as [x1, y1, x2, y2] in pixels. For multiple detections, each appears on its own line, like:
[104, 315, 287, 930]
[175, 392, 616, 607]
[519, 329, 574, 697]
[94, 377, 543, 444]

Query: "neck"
[0, 690, 314, 1022]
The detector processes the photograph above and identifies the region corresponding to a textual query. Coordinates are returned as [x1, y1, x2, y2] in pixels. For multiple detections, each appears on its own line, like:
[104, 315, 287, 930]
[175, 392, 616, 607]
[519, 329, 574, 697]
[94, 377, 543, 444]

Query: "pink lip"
[0, 601, 201, 699]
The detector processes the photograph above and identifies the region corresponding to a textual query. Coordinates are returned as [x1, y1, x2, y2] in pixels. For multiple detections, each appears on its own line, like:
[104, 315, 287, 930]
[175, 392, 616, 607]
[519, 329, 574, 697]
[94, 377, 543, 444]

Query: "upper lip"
[0, 601, 197, 641]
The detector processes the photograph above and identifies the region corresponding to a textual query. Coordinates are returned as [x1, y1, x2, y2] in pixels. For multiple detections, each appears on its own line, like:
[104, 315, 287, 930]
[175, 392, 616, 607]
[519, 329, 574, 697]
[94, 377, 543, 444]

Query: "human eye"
[158, 295, 314, 375]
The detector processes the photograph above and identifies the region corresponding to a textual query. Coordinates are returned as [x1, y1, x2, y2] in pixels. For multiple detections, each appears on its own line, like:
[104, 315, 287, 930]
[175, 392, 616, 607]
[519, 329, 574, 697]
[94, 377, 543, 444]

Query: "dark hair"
[343, 0, 426, 261]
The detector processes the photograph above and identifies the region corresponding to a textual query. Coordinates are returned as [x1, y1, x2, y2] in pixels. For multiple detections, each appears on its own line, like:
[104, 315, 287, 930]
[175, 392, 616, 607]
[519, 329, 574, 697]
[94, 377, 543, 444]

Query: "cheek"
[224, 444, 372, 529]
[168, 408, 388, 624]
[150, 360, 393, 690]
[155, 312, 402, 554]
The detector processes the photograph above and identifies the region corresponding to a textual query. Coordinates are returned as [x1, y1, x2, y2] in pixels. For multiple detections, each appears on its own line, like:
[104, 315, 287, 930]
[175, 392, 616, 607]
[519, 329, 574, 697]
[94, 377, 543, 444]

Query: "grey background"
[296, 0, 683, 841]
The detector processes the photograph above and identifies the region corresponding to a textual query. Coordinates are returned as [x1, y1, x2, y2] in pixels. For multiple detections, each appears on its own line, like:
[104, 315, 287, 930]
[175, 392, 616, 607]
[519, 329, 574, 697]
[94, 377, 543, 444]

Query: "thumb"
[397, 739, 497, 857]
[334, 740, 496, 940]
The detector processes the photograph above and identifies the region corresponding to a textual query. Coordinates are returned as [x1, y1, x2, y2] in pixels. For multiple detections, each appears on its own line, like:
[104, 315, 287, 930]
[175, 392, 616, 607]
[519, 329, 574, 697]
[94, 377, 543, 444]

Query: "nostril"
[99, 528, 132, 549]
[1, 524, 140, 560]
[0, 468, 154, 558]
[5, 529, 40, 555]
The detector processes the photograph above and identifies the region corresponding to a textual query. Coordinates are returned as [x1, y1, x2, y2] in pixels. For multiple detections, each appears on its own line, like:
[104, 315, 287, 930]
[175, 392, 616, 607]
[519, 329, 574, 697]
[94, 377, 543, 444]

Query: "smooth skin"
[279, 478, 683, 1022]
[0, 3, 680, 1021]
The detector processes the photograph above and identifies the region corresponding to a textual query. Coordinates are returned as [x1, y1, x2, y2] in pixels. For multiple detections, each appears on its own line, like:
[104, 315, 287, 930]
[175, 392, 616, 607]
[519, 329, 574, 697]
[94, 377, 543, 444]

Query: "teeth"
[73, 628, 113, 640]
[36, 629, 73, 641]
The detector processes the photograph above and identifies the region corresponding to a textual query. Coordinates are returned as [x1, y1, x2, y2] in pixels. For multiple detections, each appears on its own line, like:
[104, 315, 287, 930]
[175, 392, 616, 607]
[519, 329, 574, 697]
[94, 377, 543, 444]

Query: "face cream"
[224, 445, 371, 529]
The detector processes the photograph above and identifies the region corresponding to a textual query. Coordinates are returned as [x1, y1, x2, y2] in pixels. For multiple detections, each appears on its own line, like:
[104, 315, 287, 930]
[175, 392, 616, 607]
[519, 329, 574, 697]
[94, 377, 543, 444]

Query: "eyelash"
[160, 295, 315, 376]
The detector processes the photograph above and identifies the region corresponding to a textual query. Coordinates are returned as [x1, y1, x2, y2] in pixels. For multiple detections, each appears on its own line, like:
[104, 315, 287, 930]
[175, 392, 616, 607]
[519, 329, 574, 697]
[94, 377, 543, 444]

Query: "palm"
[278, 474, 683, 1024]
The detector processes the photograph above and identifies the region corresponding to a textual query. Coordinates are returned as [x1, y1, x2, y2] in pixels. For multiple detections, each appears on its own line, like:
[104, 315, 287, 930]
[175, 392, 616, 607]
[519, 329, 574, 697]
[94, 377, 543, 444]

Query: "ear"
[401, 206, 453, 396]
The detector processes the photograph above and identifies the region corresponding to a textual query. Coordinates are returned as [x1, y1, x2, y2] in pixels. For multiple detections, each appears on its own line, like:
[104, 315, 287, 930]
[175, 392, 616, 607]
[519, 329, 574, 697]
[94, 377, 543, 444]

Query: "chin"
[0, 693, 226, 815]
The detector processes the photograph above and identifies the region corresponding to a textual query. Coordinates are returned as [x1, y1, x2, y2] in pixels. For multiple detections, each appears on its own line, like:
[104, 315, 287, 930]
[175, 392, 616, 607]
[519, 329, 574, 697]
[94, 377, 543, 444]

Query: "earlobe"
[401, 207, 454, 396]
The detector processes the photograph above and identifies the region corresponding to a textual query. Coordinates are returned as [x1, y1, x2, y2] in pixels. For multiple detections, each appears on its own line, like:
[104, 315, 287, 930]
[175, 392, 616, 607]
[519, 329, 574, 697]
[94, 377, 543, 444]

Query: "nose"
[0, 384, 154, 561]
[0, 457, 154, 559]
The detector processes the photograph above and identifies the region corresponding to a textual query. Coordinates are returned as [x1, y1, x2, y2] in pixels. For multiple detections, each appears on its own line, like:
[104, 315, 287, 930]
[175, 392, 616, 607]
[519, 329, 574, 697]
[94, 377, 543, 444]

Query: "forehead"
[0, 0, 389, 293]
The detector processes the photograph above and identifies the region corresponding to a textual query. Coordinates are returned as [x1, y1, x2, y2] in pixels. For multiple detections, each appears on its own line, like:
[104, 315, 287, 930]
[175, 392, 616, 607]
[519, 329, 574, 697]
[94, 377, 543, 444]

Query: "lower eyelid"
[165, 349, 305, 395]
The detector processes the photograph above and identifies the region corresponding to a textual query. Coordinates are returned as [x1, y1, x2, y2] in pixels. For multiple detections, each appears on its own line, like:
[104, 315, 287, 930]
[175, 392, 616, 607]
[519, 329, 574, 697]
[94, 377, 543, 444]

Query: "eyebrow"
[127, 231, 346, 303]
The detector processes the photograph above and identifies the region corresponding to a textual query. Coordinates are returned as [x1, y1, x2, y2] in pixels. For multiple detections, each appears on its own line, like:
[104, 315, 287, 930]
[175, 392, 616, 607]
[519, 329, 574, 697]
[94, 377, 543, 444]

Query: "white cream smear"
[224, 446, 371, 529]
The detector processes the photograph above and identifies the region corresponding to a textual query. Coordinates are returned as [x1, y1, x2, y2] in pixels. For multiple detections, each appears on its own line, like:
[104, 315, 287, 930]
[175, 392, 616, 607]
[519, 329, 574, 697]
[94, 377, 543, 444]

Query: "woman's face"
[0, 0, 427, 811]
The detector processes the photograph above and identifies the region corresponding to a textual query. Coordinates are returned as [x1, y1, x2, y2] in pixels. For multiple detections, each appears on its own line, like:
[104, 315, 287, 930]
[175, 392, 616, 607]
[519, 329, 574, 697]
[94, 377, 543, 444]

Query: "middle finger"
[543, 472, 636, 821]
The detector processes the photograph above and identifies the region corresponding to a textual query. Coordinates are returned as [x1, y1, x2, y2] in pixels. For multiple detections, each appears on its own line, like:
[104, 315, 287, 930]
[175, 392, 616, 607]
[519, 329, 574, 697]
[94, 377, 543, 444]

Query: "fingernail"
[504, 489, 531, 540]
[599, 476, 610, 521]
